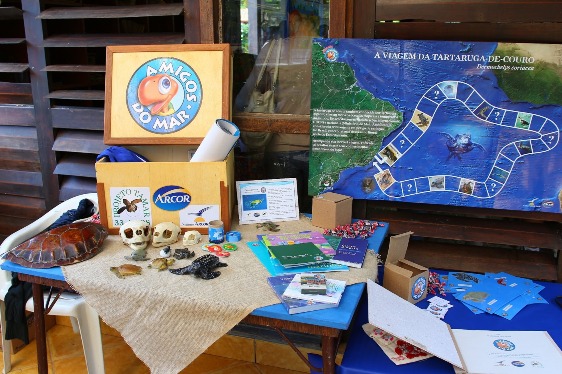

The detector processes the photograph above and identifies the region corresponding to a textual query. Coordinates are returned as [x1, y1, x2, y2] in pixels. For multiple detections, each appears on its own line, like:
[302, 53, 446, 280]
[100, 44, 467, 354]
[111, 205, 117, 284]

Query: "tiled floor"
[0, 320, 320, 373]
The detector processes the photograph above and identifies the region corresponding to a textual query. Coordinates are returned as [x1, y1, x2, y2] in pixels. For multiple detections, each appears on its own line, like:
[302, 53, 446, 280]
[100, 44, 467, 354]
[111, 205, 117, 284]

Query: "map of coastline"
[309, 39, 562, 213]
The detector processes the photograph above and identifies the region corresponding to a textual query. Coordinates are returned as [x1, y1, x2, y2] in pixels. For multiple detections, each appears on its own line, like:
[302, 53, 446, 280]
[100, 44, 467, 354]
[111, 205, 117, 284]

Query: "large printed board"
[309, 39, 562, 213]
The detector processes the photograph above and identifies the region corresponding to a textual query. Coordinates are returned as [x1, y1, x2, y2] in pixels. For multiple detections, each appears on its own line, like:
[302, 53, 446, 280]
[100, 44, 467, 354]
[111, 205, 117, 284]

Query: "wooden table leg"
[321, 335, 337, 374]
[31, 282, 48, 374]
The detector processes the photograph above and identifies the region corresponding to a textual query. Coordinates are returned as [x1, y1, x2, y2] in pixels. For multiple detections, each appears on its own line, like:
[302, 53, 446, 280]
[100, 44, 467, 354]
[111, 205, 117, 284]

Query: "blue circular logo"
[411, 276, 427, 300]
[494, 339, 516, 351]
[323, 46, 339, 62]
[153, 185, 191, 211]
[126, 58, 202, 134]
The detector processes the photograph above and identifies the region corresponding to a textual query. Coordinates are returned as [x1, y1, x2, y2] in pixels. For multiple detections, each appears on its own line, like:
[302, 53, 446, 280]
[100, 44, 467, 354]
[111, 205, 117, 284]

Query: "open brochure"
[367, 280, 562, 373]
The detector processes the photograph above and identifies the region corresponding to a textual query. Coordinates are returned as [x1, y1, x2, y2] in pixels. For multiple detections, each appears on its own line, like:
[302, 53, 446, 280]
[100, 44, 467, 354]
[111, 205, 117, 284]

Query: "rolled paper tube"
[190, 119, 240, 162]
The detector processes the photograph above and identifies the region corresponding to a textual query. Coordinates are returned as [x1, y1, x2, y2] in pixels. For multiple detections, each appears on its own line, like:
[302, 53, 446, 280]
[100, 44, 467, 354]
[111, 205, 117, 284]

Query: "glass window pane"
[224, 1, 329, 213]
[225, 0, 330, 115]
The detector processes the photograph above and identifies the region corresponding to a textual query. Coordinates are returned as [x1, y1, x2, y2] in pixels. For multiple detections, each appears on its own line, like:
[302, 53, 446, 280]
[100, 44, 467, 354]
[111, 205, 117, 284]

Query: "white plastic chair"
[0, 193, 105, 374]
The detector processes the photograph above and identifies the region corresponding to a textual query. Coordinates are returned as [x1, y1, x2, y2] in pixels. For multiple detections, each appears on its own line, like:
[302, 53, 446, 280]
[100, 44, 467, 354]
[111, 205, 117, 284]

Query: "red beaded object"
[323, 220, 383, 239]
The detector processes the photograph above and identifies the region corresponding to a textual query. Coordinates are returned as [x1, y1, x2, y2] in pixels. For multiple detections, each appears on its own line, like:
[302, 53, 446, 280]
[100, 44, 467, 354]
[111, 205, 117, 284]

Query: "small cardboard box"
[95, 151, 235, 235]
[383, 231, 428, 304]
[311, 192, 352, 229]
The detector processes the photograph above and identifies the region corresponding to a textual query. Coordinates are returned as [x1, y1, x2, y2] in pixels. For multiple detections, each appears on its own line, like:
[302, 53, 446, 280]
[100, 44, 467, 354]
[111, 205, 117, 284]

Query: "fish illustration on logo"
[138, 74, 179, 115]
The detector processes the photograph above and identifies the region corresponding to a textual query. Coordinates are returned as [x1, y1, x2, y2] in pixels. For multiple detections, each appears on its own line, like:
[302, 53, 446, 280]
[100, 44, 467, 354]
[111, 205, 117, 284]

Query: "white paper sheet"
[367, 280, 464, 369]
[452, 329, 562, 373]
[190, 119, 240, 162]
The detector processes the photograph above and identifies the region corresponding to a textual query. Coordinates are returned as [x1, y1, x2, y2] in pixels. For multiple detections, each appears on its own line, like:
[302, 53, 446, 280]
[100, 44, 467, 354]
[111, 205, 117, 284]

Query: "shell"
[3, 222, 108, 268]
[110, 264, 142, 278]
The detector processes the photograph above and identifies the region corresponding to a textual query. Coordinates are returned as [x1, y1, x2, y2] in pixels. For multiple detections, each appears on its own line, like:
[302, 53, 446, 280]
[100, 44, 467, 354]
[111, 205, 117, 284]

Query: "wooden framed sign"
[104, 44, 230, 145]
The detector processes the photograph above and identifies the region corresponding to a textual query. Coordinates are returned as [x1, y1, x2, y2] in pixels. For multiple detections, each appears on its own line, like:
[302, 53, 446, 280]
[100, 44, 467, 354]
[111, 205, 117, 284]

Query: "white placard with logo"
[236, 178, 299, 225]
[110, 187, 152, 226]
[179, 204, 220, 228]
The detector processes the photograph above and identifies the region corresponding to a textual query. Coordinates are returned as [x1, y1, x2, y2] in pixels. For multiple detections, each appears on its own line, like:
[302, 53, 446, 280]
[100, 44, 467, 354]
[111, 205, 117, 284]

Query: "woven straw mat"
[62, 214, 380, 373]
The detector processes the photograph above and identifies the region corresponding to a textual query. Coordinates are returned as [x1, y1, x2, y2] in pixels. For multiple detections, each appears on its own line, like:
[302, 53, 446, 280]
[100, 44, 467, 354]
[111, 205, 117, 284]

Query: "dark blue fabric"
[96, 146, 149, 162]
[45, 198, 95, 231]
[4, 273, 32, 344]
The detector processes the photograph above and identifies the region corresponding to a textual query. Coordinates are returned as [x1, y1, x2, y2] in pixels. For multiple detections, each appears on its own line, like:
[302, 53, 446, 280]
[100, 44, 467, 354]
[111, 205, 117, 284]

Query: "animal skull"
[119, 220, 151, 251]
[152, 222, 181, 247]
[183, 230, 202, 246]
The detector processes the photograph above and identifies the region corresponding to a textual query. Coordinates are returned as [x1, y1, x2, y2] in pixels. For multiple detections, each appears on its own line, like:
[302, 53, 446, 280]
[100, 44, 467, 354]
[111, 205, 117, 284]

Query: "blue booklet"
[247, 241, 348, 276]
[452, 272, 543, 316]
[329, 237, 369, 268]
[267, 274, 338, 314]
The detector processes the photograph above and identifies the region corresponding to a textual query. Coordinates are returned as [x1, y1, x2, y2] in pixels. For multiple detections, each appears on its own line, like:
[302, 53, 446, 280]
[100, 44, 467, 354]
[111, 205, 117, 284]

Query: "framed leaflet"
[104, 44, 230, 145]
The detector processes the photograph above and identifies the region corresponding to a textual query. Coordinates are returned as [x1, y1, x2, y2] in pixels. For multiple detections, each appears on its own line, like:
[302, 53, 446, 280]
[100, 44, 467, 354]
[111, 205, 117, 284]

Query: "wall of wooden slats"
[0, 0, 212, 242]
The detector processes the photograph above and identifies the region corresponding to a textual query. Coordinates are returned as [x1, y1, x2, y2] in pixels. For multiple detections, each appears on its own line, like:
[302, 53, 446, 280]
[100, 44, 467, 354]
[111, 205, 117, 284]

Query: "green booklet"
[267, 242, 332, 268]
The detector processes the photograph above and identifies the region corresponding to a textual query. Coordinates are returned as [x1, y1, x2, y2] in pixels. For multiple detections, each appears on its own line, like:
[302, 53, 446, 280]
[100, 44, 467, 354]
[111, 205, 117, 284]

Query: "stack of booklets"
[267, 273, 346, 314]
[250, 231, 370, 276]
[442, 271, 548, 319]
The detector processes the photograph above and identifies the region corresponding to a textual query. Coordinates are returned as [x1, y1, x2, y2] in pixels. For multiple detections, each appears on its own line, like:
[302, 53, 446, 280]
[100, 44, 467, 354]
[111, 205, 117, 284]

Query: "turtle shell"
[3, 222, 108, 268]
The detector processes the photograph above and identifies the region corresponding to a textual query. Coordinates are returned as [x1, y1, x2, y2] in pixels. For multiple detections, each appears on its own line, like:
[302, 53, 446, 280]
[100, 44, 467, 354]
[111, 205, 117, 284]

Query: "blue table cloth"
[310, 269, 562, 373]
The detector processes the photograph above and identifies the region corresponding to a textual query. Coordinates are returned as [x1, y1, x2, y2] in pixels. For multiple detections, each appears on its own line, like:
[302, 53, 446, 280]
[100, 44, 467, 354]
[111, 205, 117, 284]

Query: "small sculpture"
[124, 247, 150, 261]
[110, 264, 143, 279]
[173, 247, 195, 260]
[183, 230, 202, 246]
[159, 245, 172, 258]
[256, 221, 280, 232]
[119, 220, 151, 251]
[148, 257, 175, 271]
[169, 254, 227, 279]
[152, 222, 181, 247]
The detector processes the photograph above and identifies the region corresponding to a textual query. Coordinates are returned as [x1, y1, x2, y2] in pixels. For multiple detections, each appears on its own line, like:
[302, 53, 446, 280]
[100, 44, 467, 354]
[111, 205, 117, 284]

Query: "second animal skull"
[152, 222, 181, 247]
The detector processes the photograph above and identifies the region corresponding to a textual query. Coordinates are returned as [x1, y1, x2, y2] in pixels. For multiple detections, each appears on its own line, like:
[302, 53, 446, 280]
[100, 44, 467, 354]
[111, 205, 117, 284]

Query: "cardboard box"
[96, 151, 235, 235]
[311, 192, 352, 229]
[383, 231, 428, 304]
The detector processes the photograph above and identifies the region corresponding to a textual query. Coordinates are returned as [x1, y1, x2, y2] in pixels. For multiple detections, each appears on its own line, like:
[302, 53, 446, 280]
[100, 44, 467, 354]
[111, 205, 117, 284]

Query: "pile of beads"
[323, 220, 383, 239]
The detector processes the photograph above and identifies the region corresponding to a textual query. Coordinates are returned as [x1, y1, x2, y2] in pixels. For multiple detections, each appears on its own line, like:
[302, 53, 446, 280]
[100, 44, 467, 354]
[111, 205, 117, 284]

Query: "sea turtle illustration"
[439, 132, 485, 160]
[168, 254, 227, 279]
[248, 199, 263, 208]
[110, 264, 143, 278]
[117, 198, 142, 214]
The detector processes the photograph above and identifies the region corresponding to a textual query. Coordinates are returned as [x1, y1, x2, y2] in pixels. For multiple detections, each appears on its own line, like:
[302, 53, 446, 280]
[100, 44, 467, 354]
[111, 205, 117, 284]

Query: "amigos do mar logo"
[126, 58, 202, 134]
